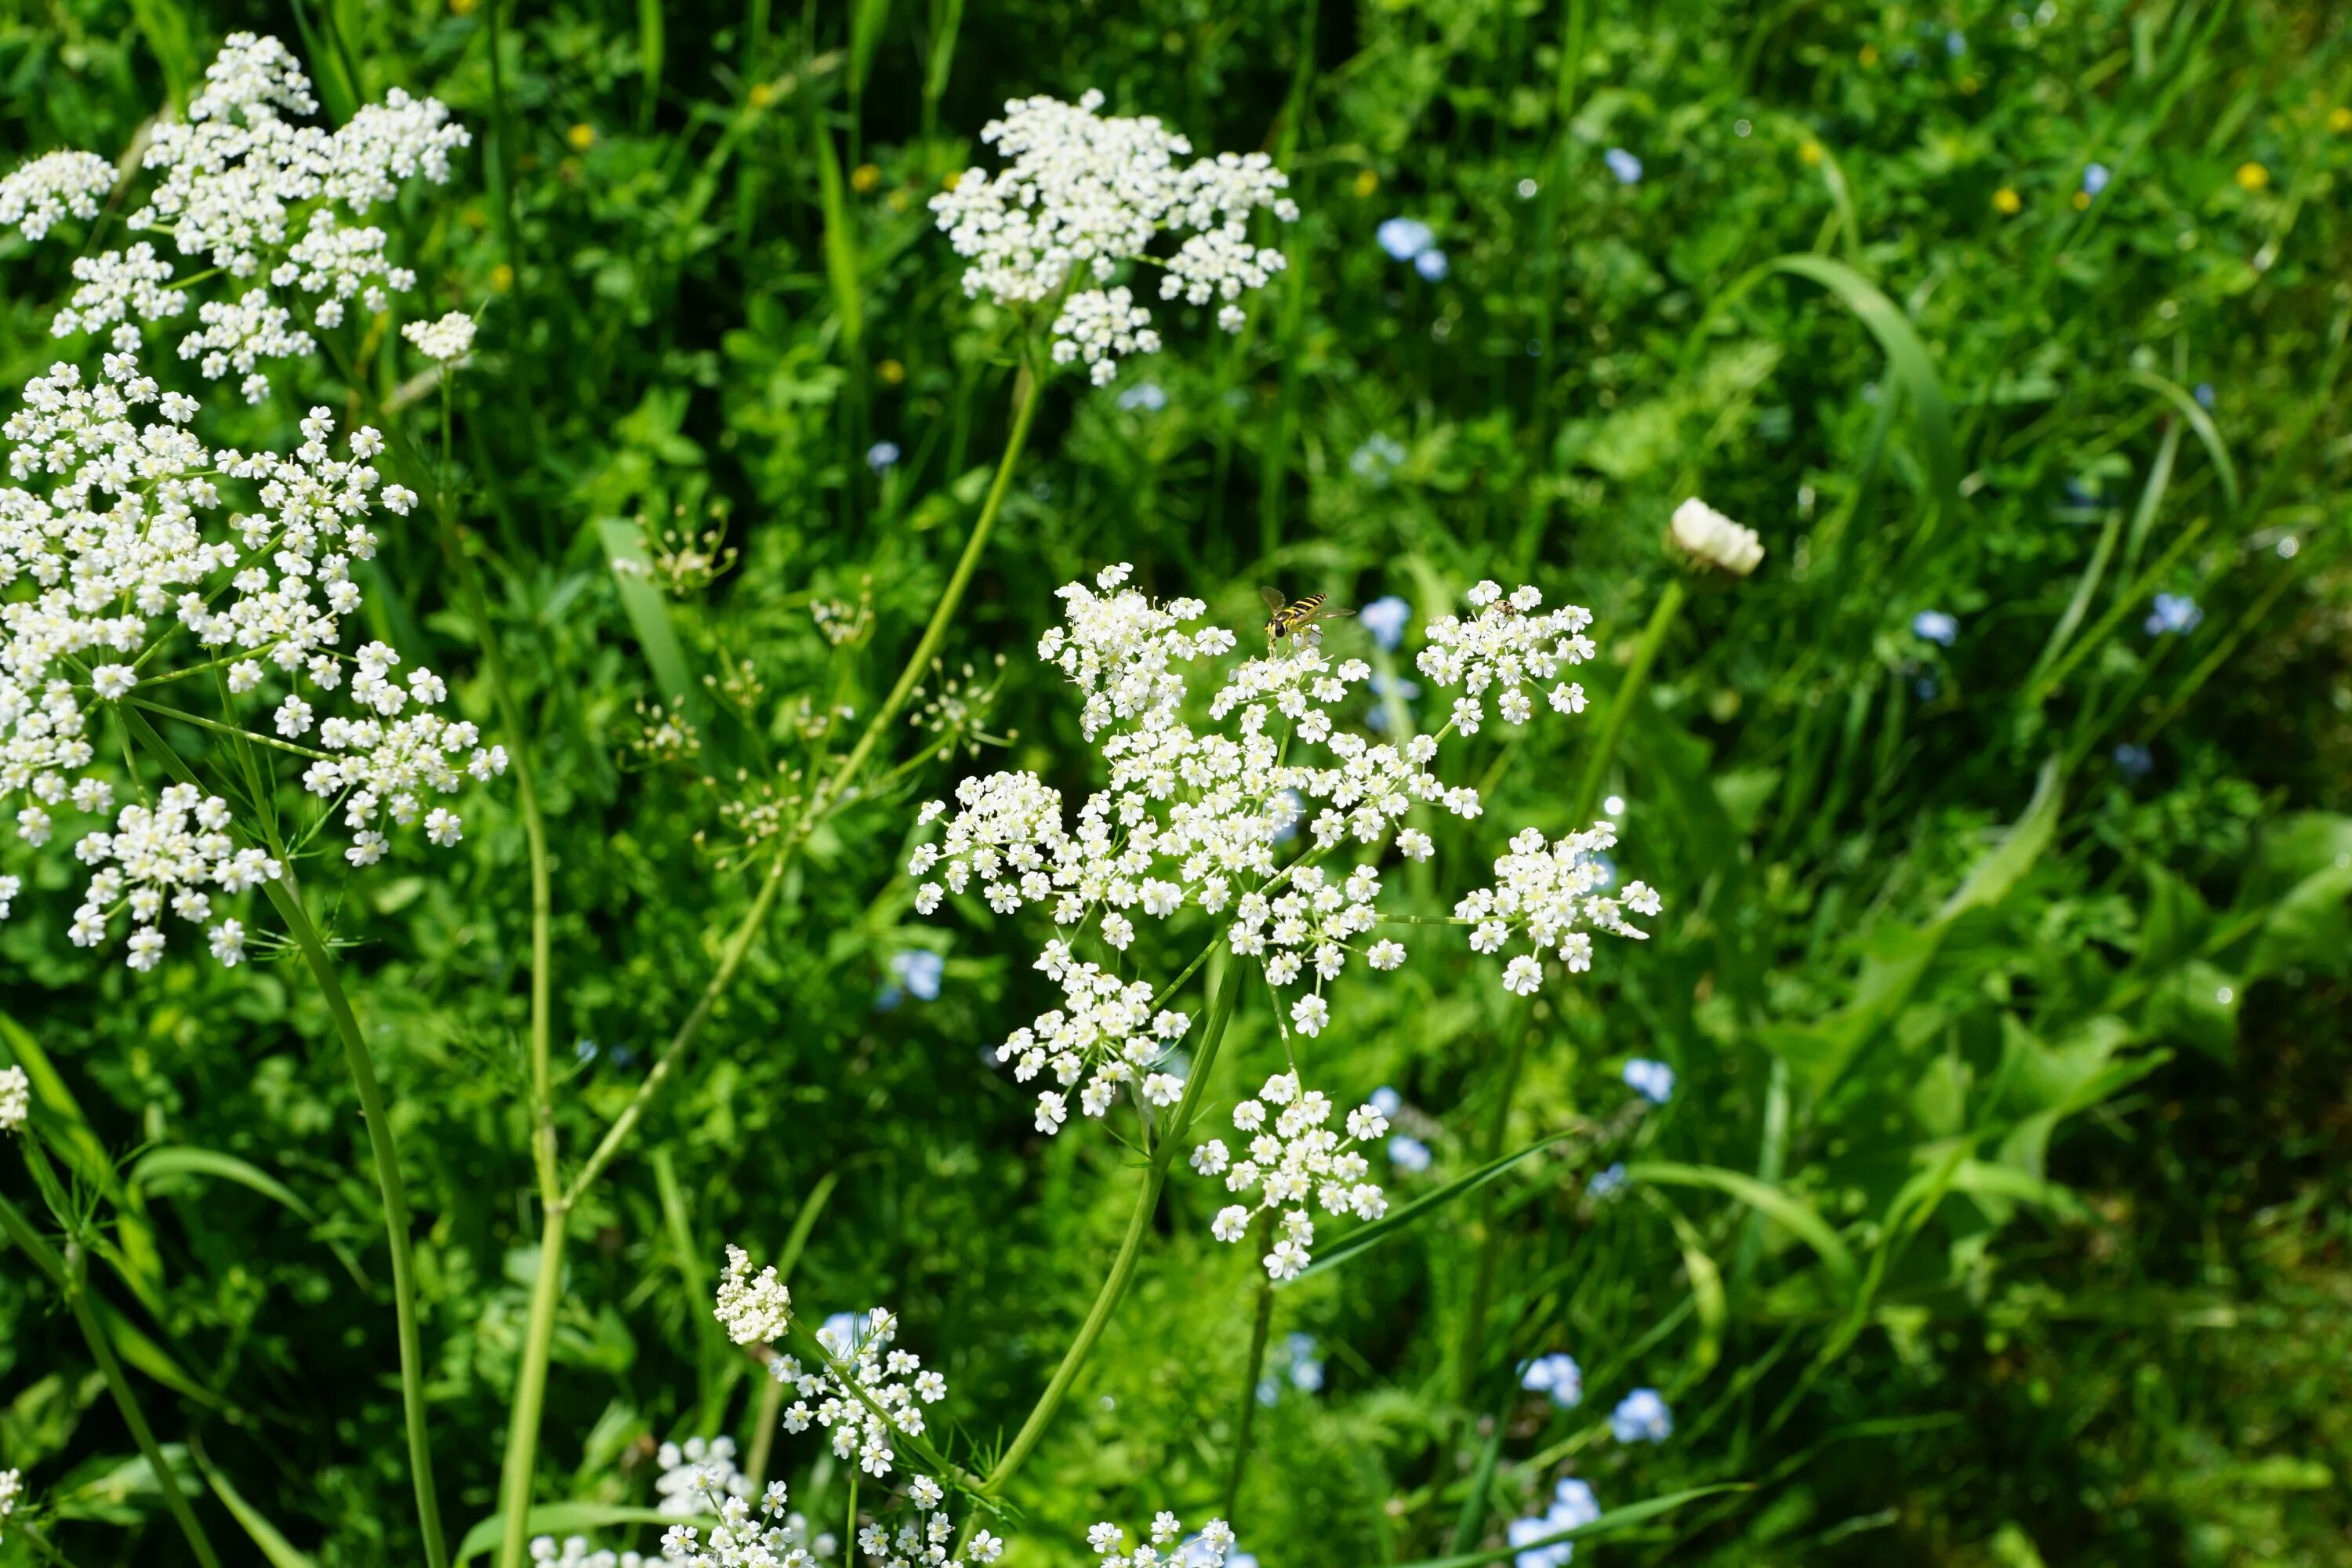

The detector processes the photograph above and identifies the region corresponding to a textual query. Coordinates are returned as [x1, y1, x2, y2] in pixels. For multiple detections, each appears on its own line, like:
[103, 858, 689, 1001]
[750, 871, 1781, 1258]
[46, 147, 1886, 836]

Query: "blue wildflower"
[1588, 1163, 1628, 1199]
[1376, 217, 1436, 261]
[1622, 1058, 1675, 1104]
[1349, 433, 1406, 484]
[2082, 162, 2111, 197]
[1286, 1331, 1325, 1392]
[1911, 609, 1959, 646]
[2145, 593, 2202, 637]
[1610, 1388, 1673, 1443]
[2113, 742, 2153, 780]
[866, 440, 900, 474]
[1116, 380, 1167, 412]
[1508, 1477, 1602, 1568]
[1360, 595, 1412, 651]
[2194, 383, 2215, 409]
[1370, 1084, 1403, 1117]
[1414, 248, 1450, 281]
[1603, 147, 1643, 184]
[887, 949, 943, 1002]
[1519, 1352, 1584, 1408]
[1915, 676, 1940, 702]
[1946, 29, 1967, 54]
[1388, 1134, 1433, 1173]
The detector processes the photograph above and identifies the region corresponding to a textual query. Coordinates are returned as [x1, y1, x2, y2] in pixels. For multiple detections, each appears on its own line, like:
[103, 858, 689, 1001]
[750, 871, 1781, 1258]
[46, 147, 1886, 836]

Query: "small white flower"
[1669, 496, 1765, 576]
[401, 310, 476, 361]
[0, 1065, 30, 1132]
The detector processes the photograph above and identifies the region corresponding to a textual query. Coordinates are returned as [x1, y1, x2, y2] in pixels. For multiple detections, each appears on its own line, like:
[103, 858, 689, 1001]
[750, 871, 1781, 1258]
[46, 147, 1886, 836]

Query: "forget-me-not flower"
[1588, 1163, 1628, 1200]
[1377, 216, 1436, 261]
[1414, 248, 1450, 281]
[1622, 1058, 1675, 1104]
[2113, 742, 2154, 780]
[1610, 1388, 1672, 1443]
[1388, 1134, 1433, 1174]
[2082, 162, 2111, 197]
[1519, 1352, 1584, 1408]
[1360, 595, 1412, 651]
[1911, 609, 1958, 646]
[866, 440, 901, 474]
[1116, 380, 1167, 412]
[1603, 148, 1643, 184]
[2146, 593, 2202, 637]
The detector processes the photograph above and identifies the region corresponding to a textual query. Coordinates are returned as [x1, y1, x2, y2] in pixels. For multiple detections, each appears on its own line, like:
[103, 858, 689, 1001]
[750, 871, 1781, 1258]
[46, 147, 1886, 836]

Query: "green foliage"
[3, 0, 2350, 1566]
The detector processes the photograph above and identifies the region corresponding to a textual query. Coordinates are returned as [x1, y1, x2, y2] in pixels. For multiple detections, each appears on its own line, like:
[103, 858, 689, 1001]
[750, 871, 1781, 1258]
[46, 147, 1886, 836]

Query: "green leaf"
[1387, 1485, 1749, 1568]
[457, 1505, 713, 1565]
[1625, 1162, 1858, 1285]
[1291, 1132, 1575, 1281]
[192, 1443, 319, 1568]
[2126, 368, 2241, 521]
[1768, 254, 1958, 512]
[130, 1145, 369, 1289]
[814, 129, 865, 349]
[596, 517, 702, 726]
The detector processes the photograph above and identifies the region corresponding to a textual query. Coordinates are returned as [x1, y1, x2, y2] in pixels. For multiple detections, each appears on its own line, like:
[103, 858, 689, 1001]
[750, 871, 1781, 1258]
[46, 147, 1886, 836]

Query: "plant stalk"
[978, 961, 1243, 1497]
[262, 873, 449, 1568]
[494, 1203, 570, 1568]
[821, 365, 1041, 804]
[1222, 1225, 1279, 1520]
[64, 1240, 223, 1568]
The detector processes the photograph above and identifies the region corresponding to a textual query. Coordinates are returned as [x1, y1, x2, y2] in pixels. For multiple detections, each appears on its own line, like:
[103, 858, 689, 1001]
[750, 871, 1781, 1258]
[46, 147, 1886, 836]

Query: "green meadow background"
[2, 0, 2349, 1564]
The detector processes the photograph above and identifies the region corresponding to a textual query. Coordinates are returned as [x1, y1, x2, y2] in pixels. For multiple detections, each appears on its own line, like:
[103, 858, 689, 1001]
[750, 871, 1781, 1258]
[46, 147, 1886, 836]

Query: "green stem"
[1569, 575, 1687, 827]
[979, 961, 1243, 1497]
[63, 1243, 223, 1568]
[122, 698, 331, 762]
[820, 366, 1041, 806]
[262, 873, 449, 1568]
[1222, 1223, 1279, 1520]
[564, 838, 795, 1207]
[493, 1204, 569, 1568]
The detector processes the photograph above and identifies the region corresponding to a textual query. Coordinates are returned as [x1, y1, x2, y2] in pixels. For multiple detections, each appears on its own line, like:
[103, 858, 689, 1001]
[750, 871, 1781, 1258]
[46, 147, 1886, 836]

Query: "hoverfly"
[1260, 586, 1355, 645]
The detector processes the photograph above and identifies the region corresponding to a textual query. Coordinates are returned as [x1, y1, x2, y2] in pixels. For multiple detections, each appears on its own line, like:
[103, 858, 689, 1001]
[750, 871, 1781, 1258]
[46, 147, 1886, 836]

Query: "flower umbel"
[1, 357, 506, 967]
[930, 93, 1299, 383]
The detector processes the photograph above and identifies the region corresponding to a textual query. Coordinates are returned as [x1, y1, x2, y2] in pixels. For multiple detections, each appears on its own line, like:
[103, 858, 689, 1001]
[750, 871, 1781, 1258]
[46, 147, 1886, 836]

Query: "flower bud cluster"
[930, 92, 1297, 383]
[1195, 1073, 1389, 1279]
[1456, 823, 1661, 996]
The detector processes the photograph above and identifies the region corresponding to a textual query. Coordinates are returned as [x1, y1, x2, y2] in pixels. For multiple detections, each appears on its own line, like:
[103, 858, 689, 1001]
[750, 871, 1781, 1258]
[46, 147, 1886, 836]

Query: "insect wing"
[1259, 586, 1290, 614]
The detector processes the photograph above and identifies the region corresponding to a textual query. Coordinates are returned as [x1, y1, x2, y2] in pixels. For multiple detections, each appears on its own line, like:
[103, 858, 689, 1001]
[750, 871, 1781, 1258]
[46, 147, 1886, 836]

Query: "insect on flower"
[1258, 586, 1355, 646]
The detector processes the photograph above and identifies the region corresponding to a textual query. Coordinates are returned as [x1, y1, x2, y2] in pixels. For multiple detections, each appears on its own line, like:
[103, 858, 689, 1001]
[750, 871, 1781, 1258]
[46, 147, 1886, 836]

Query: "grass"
[2, 0, 2349, 1565]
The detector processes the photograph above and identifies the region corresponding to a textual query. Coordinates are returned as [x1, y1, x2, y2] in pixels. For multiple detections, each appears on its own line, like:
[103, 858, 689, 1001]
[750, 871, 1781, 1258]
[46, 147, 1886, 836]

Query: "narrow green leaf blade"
[1388, 1485, 1750, 1568]
[1625, 1162, 1859, 1285]
[596, 517, 702, 725]
[1294, 1131, 1573, 1281]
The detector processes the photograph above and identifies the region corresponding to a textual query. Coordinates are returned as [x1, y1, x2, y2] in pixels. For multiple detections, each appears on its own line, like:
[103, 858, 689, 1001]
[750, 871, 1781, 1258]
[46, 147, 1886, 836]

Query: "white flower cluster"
[0, 150, 114, 241]
[714, 1244, 793, 1344]
[648, 1478, 834, 1568]
[402, 311, 477, 362]
[13, 34, 469, 401]
[854, 1473, 1006, 1568]
[0, 1466, 18, 1540]
[1086, 1514, 1236, 1568]
[528, 1444, 833, 1568]
[1, 354, 505, 969]
[653, 1436, 750, 1519]
[1195, 1073, 1388, 1280]
[1457, 824, 1661, 997]
[1414, 583, 1597, 732]
[999, 939, 1190, 1134]
[930, 92, 1298, 383]
[64, 784, 277, 970]
[1668, 496, 1764, 577]
[766, 1306, 948, 1479]
[0, 1065, 26, 1133]
[909, 566, 1634, 1137]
